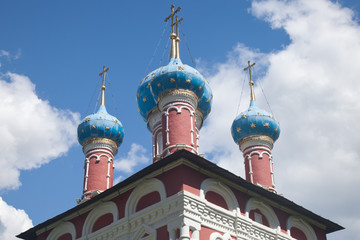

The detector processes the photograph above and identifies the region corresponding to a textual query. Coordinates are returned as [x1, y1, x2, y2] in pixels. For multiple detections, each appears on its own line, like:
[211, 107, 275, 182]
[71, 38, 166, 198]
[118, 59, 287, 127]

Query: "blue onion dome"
[78, 105, 125, 148]
[137, 57, 213, 122]
[231, 100, 280, 145]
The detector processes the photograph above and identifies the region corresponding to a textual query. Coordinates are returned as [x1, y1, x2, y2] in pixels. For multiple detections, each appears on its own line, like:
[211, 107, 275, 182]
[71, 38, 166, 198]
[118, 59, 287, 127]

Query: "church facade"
[17, 5, 343, 240]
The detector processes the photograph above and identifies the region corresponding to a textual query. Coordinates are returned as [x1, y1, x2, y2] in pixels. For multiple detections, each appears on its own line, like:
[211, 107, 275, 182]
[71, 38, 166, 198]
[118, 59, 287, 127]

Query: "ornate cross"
[165, 5, 181, 34]
[243, 61, 256, 101]
[99, 65, 109, 105]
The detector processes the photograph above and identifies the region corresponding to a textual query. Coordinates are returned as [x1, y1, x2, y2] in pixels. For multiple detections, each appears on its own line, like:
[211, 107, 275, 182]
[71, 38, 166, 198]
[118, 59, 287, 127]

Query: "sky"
[0, 0, 359, 239]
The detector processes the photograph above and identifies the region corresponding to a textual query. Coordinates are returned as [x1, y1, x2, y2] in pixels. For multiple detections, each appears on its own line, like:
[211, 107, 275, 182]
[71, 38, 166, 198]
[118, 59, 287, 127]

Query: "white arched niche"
[200, 178, 240, 214]
[245, 198, 280, 230]
[82, 201, 118, 236]
[47, 221, 76, 240]
[125, 178, 166, 217]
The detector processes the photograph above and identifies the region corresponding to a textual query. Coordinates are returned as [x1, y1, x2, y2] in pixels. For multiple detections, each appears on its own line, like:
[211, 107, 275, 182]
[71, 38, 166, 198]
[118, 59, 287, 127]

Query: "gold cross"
[243, 61, 256, 101]
[165, 5, 181, 34]
[99, 65, 109, 106]
[172, 15, 183, 36]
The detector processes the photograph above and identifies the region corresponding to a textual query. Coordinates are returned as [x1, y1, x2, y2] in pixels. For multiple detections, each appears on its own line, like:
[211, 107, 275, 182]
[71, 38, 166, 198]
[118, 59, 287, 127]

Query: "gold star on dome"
[206, 98, 210, 103]
[264, 123, 270, 128]
[178, 66, 184, 70]
[147, 83, 151, 88]
[241, 114, 247, 118]
[137, 93, 139, 98]
[186, 79, 191, 84]
[143, 97, 147, 102]
[151, 72, 156, 76]
[162, 70, 166, 73]
[113, 119, 118, 123]
[157, 83, 161, 87]
[85, 117, 90, 122]
[170, 78, 175, 83]
[274, 128, 278, 133]
[236, 127, 241, 133]
[198, 86, 201, 90]
[232, 131, 234, 137]
[145, 76, 149, 80]
[106, 127, 110, 130]
[81, 129, 84, 133]
[118, 132, 121, 136]
[92, 125, 96, 129]
[251, 123, 256, 128]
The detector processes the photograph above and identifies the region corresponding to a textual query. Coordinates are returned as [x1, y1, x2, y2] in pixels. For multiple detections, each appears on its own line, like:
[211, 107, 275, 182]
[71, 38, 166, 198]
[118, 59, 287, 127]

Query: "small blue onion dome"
[137, 58, 213, 121]
[77, 105, 125, 147]
[231, 100, 280, 144]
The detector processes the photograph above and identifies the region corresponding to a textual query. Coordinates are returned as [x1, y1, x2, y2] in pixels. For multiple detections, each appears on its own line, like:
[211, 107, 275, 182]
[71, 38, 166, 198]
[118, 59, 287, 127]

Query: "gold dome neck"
[165, 5, 183, 59]
[244, 61, 256, 101]
[99, 65, 109, 106]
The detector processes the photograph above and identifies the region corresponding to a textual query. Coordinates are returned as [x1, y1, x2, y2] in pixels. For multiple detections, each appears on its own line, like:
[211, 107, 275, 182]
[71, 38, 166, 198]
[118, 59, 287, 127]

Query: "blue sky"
[1, 0, 360, 239]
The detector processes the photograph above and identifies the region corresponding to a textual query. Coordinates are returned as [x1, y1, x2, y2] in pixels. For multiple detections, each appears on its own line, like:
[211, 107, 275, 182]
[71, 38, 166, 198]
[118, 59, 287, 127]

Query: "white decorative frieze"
[75, 191, 295, 240]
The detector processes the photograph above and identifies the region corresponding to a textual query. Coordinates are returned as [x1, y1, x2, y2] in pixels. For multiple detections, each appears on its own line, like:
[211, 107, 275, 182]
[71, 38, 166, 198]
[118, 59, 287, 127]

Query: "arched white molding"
[200, 178, 239, 213]
[245, 198, 280, 230]
[209, 232, 233, 240]
[132, 224, 156, 240]
[47, 221, 76, 240]
[82, 201, 118, 236]
[125, 178, 166, 216]
[287, 216, 317, 240]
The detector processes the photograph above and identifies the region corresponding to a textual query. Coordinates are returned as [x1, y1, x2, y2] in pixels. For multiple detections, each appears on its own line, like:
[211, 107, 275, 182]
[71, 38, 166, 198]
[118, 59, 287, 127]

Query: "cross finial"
[173, 15, 183, 58]
[165, 5, 181, 34]
[99, 65, 109, 106]
[243, 61, 256, 101]
[165, 5, 181, 59]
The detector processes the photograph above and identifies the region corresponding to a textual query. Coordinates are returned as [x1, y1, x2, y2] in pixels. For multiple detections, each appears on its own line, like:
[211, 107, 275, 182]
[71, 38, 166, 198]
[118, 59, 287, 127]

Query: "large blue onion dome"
[231, 100, 280, 145]
[78, 105, 125, 147]
[137, 57, 213, 122]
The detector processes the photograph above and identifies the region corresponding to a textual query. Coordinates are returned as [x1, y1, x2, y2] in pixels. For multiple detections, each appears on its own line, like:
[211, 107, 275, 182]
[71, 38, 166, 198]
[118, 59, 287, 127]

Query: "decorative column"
[148, 110, 162, 162]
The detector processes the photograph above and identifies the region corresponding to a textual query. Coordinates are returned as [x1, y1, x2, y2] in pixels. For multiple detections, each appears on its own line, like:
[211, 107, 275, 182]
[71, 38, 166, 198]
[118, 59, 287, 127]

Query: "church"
[17, 5, 343, 240]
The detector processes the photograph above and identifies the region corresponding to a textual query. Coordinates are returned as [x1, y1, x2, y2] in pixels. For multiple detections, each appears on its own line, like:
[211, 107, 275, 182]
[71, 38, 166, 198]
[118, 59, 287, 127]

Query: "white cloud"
[0, 50, 10, 58]
[114, 143, 150, 178]
[0, 197, 32, 240]
[200, 0, 360, 238]
[0, 72, 80, 190]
